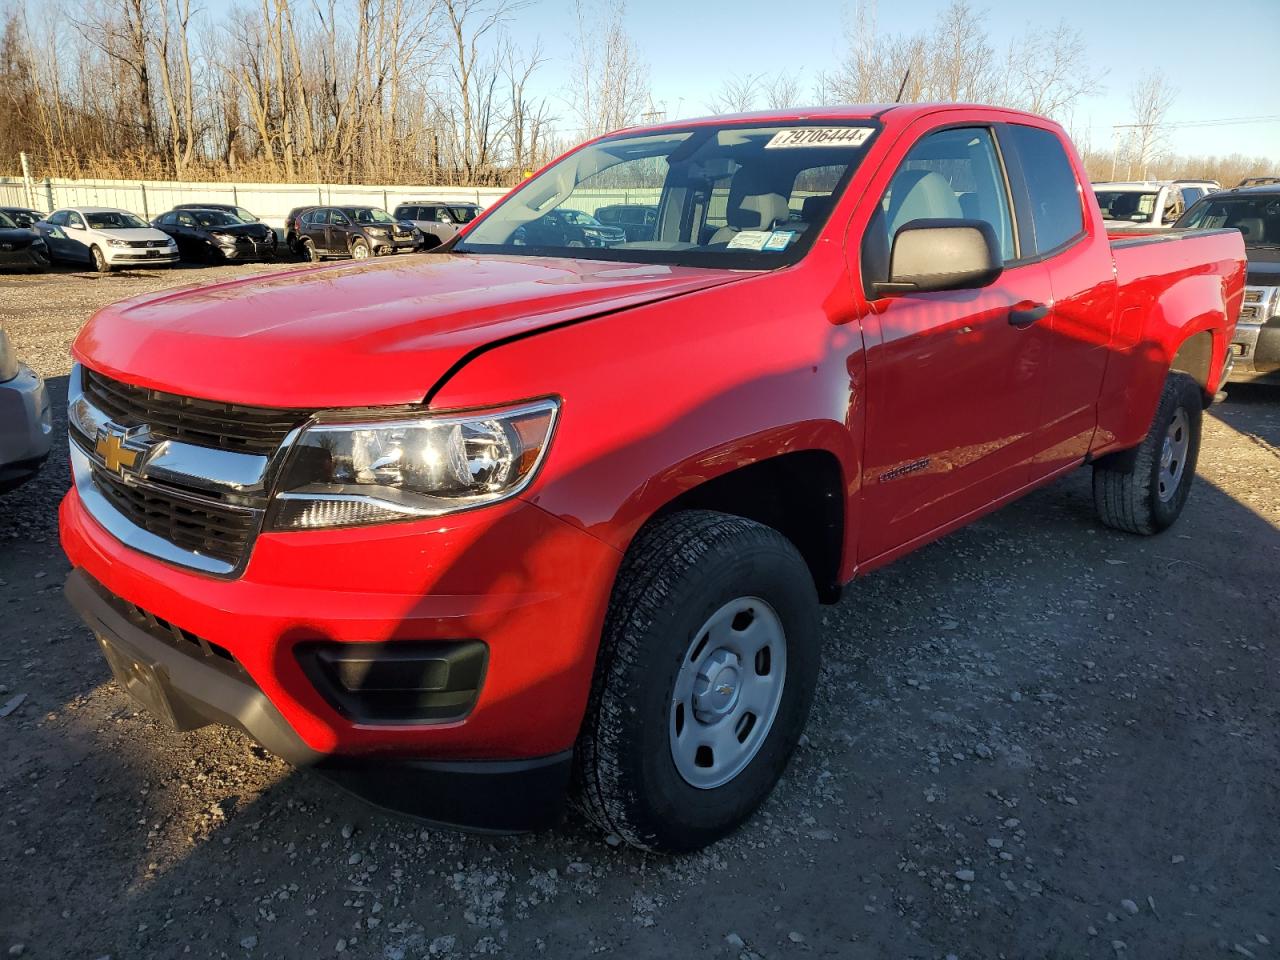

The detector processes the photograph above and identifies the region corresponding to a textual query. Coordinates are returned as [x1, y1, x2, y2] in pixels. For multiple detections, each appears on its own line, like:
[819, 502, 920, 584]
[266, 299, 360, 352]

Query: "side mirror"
[873, 219, 1003, 297]
[67, 222, 85, 231]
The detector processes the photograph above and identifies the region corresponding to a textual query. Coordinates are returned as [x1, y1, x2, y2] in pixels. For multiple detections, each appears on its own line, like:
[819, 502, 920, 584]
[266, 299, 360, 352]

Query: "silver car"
[392, 201, 483, 249]
[0, 324, 52, 492]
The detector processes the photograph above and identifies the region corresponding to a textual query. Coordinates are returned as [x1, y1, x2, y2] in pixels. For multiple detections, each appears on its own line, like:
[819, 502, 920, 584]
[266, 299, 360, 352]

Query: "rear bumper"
[67, 568, 572, 830]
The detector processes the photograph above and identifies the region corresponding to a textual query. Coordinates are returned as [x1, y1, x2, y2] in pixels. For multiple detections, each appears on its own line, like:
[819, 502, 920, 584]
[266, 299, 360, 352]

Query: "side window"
[1005, 124, 1084, 254]
[48, 211, 68, 226]
[331, 210, 350, 226]
[880, 126, 1015, 262]
[177, 213, 196, 227]
[68, 212, 86, 229]
[1180, 187, 1204, 207]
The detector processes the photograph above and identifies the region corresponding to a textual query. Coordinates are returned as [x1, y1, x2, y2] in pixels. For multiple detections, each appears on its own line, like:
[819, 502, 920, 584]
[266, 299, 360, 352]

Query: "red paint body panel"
[61, 104, 1245, 768]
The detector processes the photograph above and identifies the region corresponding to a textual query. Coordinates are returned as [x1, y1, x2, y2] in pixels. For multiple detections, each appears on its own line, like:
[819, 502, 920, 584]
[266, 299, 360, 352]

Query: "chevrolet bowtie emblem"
[95, 428, 142, 475]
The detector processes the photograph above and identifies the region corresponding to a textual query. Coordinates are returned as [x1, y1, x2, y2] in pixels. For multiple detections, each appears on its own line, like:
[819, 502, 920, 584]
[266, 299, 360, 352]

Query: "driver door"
[857, 125, 1055, 563]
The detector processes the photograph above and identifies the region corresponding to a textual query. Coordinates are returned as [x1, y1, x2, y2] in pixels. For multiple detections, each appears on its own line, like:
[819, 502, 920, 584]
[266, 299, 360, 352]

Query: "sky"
[516, 0, 1280, 161]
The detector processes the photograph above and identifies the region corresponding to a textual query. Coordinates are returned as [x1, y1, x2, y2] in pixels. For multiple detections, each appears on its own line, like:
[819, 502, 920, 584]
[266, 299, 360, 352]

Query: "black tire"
[574, 510, 820, 852]
[301, 238, 320, 262]
[1093, 372, 1203, 535]
[90, 245, 111, 273]
[350, 238, 370, 260]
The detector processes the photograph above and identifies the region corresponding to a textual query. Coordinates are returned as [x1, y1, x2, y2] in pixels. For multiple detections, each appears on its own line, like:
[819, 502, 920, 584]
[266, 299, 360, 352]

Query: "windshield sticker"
[763, 230, 796, 251]
[765, 127, 874, 149]
[726, 230, 772, 251]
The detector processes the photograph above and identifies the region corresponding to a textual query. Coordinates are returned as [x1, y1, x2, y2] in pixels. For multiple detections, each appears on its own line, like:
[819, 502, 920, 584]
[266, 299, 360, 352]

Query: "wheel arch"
[647, 449, 847, 604]
[1168, 329, 1216, 404]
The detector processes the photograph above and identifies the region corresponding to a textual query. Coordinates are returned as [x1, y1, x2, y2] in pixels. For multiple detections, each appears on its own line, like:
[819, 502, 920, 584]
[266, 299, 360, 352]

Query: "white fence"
[0, 177, 678, 231]
[0, 177, 514, 230]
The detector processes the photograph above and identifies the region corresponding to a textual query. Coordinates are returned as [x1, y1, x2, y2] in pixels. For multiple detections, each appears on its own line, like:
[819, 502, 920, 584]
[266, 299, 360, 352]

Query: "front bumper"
[0, 244, 49, 269]
[1226, 321, 1280, 383]
[105, 248, 179, 265]
[66, 569, 573, 830]
[0, 364, 53, 491]
[216, 237, 277, 260]
[59, 482, 619, 790]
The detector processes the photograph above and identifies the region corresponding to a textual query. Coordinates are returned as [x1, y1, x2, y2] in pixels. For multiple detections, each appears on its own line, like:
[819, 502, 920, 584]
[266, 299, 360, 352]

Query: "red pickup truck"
[61, 105, 1244, 852]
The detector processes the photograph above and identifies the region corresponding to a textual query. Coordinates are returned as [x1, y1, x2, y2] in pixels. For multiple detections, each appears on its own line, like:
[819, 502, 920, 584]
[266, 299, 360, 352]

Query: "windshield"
[1175, 194, 1280, 246]
[343, 207, 395, 224]
[234, 206, 259, 222]
[86, 211, 149, 230]
[195, 211, 243, 227]
[1094, 190, 1159, 222]
[456, 122, 880, 268]
[0, 212, 16, 229]
[448, 205, 480, 223]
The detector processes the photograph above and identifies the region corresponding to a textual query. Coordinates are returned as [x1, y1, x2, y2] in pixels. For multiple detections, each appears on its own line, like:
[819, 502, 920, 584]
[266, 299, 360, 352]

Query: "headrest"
[730, 193, 790, 230]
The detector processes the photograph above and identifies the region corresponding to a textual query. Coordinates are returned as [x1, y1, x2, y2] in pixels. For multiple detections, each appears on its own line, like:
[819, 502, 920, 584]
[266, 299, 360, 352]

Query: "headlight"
[210, 231, 233, 241]
[269, 400, 559, 529]
[107, 238, 129, 247]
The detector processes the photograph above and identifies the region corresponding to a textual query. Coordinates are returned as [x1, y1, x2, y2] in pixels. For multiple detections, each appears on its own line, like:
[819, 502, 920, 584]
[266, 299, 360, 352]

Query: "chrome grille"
[90, 462, 257, 566]
[82, 367, 312, 455]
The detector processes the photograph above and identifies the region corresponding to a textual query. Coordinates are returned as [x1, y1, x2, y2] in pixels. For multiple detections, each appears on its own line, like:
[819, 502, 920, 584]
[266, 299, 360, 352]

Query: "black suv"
[295, 206, 417, 260]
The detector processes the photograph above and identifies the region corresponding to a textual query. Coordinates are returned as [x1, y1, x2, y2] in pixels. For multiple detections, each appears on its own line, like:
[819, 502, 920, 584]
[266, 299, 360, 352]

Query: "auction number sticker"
[765, 127, 874, 149]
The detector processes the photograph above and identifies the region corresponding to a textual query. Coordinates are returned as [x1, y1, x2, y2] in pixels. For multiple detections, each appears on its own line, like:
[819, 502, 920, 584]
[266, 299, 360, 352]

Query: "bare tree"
[706, 74, 759, 114]
[1004, 20, 1103, 121]
[763, 72, 805, 110]
[568, 0, 649, 138]
[1128, 70, 1177, 179]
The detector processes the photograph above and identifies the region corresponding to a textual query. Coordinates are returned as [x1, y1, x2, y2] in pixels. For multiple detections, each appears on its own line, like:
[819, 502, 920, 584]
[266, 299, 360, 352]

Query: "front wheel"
[351, 238, 370, 260]
[574, 510, 819, 852]
[90, 245, 111, 273]
[1093, 371, 1203, 535]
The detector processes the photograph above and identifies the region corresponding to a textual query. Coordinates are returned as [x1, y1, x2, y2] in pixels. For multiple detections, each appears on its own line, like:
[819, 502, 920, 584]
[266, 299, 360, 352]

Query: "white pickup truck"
[1093, 180, 1218, 231]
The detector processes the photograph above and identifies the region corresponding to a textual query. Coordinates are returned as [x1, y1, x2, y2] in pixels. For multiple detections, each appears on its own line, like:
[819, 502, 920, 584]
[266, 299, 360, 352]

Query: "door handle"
[1009, 302, 1050, 328]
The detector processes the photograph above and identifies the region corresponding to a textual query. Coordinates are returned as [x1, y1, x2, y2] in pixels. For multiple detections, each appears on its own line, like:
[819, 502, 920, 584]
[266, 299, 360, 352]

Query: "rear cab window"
[1002, 124, 1085, 256]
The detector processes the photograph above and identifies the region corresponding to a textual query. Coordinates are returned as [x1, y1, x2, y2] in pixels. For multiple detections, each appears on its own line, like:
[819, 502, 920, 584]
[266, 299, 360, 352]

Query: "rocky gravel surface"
[2, 263, 1279, 959]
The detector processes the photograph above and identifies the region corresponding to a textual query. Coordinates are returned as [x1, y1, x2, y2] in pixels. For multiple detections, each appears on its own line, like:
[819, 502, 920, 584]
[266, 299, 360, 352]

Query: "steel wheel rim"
[1158, 407, 1190, 502]
[353, 243, 369, 259]
[670, 596, 787, 790]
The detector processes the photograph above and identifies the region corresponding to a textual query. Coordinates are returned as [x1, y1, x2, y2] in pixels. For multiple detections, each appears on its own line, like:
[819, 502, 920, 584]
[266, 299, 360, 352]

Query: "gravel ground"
[2, 262, 1279, 959]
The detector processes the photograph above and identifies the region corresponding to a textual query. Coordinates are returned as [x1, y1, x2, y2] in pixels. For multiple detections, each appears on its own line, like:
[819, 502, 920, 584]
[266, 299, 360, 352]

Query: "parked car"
[0, 209, 51, 272]
[1092, 180, 1199, 230]
[0, 322, 51, 493]
[512, 208, 626, 248]
[283, 206, 317, 253]
[35, 206, 177, 272]
[594, 203, 659, 241]
[60, 104, 1243, 853]
[1176, 184, 1280, 383]
[172, 202, 263, 224]
[392, 201, 483, 248]
[0, 206, 48, 229]
[294, 206, 417, 260]
[152, 207, 276, 263]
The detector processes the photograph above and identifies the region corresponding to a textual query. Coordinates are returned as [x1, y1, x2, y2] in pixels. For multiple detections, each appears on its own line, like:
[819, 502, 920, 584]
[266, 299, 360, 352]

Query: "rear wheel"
[301, 238, 320, 262]
[574, 510, 819, 852]
[90, 245, 111, 273]
[1093, 372, 1203, 534]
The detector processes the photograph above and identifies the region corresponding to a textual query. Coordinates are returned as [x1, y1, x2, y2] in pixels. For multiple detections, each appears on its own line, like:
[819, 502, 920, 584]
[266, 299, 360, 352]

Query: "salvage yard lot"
[2, 262, 1279, 959]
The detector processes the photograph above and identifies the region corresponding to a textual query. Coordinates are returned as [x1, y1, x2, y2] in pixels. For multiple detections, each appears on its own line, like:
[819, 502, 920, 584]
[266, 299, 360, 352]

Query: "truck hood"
[73, 254, 747, 408]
